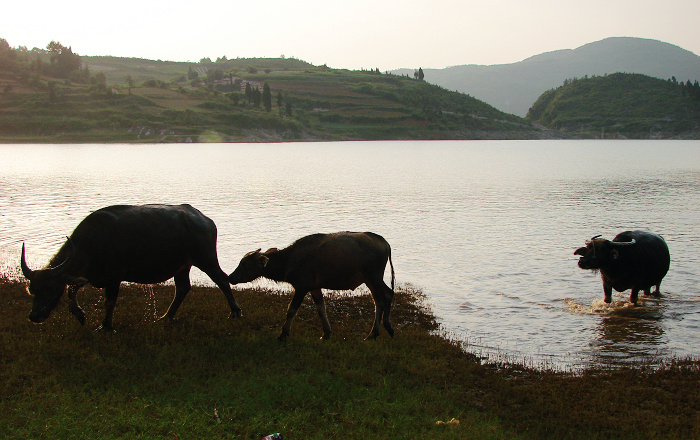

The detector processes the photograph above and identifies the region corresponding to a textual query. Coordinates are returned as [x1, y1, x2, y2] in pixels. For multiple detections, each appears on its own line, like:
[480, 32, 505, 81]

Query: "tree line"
[560, 73, 700, 102]
[670, 76, 700, 101]
[0, 38, 110, 96]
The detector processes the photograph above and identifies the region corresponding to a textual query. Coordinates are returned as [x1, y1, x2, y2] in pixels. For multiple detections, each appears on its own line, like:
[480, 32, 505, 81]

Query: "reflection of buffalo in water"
[574, 230, 670, 304]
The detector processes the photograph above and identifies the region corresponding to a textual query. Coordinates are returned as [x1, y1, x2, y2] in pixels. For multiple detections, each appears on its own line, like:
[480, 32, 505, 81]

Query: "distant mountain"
[528, 72, 700, 138]
[392, 37, 700, 117]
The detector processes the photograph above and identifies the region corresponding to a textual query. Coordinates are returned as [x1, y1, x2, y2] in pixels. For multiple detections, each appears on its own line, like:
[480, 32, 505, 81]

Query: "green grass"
[2, 278, 699, 439]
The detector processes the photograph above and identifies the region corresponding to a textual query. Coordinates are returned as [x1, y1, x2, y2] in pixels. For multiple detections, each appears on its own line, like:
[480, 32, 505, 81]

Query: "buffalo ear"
[574, 247, 587, 256]
[610, 249, 619, 260]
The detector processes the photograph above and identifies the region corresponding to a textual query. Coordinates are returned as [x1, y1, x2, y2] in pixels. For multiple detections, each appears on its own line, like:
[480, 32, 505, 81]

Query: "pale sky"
[3, 0, 699, 70]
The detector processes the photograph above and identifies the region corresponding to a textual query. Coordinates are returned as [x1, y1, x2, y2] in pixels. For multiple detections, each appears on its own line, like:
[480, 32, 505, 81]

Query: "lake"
[1, 140, 699, 369]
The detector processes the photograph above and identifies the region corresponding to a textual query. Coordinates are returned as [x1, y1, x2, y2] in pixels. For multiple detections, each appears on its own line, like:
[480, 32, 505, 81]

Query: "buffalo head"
[574, 235, 637, 302]
[574, 235, 637, 270]
[228, 249, 270, 285]
[21, 242, 82, 323]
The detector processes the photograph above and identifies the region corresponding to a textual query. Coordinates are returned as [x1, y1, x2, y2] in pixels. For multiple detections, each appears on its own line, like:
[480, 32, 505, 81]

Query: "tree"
[252, 87, 261, 107]
[187, 66, 198, 80]
[228, 92, 241, 105]
[262, 82, 272, 112]
[277, 91, 283, 108]
[46, 40, 64, 54]
[125, 75, 134, 95]
[0, 38, 17, 74]
[46, 41, 81, 78]
[93, 71, 107, 93]
[245, 82, 253, 104]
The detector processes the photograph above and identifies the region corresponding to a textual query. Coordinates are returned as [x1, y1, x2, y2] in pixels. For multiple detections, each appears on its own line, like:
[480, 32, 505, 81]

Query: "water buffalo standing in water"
[229, 232, 395, 340]
[574, 230, 670, 304]
[21, 204, 242, 330]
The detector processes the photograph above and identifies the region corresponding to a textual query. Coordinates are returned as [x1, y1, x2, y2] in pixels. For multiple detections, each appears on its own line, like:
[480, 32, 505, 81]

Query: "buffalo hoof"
[364, 332, 379, 341]
[320, 332, 332, 341]
[230, 308, 243, 318]
[277, 332, 289, 342]
[28, 312, 49, 324]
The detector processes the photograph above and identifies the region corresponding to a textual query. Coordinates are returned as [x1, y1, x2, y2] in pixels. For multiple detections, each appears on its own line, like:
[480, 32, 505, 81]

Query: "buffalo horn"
[585, 235, 602, 245]
[20, 243, 34, 280]
[612, 239, 637, 247]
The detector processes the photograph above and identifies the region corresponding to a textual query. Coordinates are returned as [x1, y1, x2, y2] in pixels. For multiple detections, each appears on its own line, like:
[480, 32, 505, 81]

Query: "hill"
[393, 37, 700, 117]
[0, 40, 545, 143]
[527, 73, 700, 138]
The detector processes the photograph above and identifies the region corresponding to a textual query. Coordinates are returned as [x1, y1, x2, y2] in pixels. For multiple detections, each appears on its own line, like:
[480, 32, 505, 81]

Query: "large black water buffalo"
[574, 230, 670, 304]
[21, 204, 242, 330]
[229, 231, 395, 340]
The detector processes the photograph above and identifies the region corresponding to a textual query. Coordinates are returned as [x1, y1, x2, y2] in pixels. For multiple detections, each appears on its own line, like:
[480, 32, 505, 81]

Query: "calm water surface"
[1, 140, 699, 369]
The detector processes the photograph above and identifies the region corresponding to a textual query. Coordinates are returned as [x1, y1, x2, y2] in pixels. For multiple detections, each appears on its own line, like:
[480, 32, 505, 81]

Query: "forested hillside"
[0, 39, 544, 142]
[528, 73, 700, 138]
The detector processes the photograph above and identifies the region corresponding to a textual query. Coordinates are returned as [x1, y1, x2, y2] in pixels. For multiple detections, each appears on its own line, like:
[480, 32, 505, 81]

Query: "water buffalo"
[229, 231, 395, 340]
[21, 204, 242, 330]
[574, 230, 670, 304]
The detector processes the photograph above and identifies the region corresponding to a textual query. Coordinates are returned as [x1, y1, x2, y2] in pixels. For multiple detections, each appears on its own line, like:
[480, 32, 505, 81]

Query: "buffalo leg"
[630, 288, 640, 304]
[200, 266, 242, 318]
[310, 289, 332, 340]
[67, 284, 85, 325]
[162, 268, 192, 320]
[279, 289, 307, 341]
[603, 281, 613, 303]
[381, 284, 395, 337]
[100, 282, 121, 331]
[365, 282, 386, 340]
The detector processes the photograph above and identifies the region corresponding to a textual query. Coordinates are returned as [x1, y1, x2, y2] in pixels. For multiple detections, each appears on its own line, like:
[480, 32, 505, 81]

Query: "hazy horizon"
[4, 0, 699, 71]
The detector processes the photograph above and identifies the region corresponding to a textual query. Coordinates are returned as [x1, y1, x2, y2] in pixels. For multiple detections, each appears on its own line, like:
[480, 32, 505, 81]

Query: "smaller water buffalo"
[21, 204, 242, 330]
[229, 231, 395, 340]
[574, 230, 670, 304]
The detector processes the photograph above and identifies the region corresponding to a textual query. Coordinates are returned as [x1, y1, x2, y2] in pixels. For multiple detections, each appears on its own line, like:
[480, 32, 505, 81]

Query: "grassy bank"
[1, 278, 698, 439]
